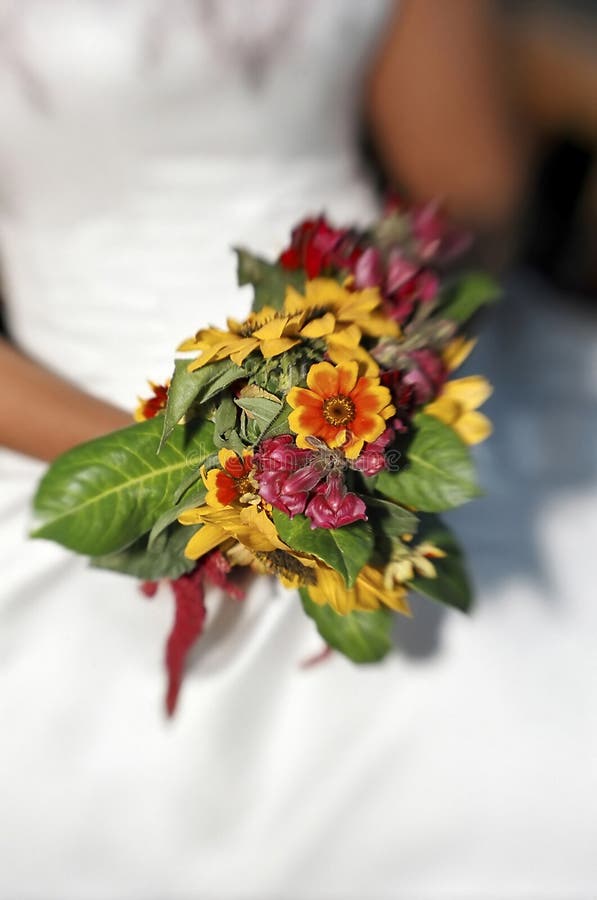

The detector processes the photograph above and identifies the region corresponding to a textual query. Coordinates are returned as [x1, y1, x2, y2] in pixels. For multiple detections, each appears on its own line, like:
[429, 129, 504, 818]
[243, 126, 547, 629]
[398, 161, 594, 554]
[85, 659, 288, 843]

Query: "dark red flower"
[279, 216, 364, 279]
[142, 550, 245, 717]
[135, 382, 169, 421]
[164, 567, 207, 717]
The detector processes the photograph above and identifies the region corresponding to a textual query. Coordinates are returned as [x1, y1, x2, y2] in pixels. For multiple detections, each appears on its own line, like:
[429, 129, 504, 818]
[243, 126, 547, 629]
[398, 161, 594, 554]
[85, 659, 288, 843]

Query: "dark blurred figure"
[366, 0, 597, 293]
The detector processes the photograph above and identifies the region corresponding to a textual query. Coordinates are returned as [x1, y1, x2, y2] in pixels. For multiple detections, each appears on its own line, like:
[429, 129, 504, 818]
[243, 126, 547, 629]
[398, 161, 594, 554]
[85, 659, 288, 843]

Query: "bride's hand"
[0, 337, 131, 462]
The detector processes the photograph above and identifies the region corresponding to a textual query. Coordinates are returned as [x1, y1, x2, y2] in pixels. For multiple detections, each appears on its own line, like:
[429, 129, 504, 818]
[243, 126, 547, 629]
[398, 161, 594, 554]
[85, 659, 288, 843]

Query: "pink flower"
[403, 349, 447, 405]
[305, 473, 367, 530]
[353, 428, 393, 476]
[411, 201, 471, 262]
[258, 469, 309, 517]
[386, 251, 419, 293]
[385, 250, 439, 323]
[284, 461, 326, 494]
[353, 246, 384, 289]
[257, 434, 312, 473]
[256, 434, 316, 518]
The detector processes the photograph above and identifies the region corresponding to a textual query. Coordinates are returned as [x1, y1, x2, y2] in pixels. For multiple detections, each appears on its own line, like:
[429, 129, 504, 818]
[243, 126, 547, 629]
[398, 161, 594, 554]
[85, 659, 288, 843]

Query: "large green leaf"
[408, 515, 473, 612]
[32, 418, 215, 556]
[91, 523, 198, 581]
[366, 496, 419, 537]
[376, 414, 481, 512]
[160, 357, 244, 447]
[273, 510, 374, 588]
[299, 588, 393, 663]
[438, 272, 500, 324]
[235, 247, 306, 312]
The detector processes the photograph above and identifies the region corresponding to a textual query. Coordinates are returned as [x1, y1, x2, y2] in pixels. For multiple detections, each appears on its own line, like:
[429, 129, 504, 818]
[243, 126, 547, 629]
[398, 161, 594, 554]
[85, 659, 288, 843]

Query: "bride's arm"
[0, 337, 131, 462]
[367, 0, 529, 230]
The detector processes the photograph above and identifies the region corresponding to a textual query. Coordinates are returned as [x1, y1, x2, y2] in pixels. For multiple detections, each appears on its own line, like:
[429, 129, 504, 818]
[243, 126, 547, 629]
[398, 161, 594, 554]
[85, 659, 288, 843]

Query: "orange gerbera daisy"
[287, 360, 395, 460]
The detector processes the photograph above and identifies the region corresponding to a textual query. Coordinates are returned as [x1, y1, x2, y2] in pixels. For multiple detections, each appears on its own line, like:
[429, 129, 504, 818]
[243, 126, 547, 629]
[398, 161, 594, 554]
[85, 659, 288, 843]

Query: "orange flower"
[133, 381, 169, 422]
[203, 448, 258, 508]
[287, 361, 395, 460]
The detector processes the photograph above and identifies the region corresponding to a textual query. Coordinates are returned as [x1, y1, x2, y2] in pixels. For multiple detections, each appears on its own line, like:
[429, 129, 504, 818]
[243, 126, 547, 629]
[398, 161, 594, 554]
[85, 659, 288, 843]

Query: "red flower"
[279, 216, 363, 279]
[142, 550, 245, 716]
[134, 382, 169, 421]
[204, 448, 257, 508]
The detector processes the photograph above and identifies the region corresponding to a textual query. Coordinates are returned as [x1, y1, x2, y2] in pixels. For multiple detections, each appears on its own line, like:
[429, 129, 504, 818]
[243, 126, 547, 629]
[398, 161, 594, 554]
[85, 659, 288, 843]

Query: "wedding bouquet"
[32, 199, 498, 713]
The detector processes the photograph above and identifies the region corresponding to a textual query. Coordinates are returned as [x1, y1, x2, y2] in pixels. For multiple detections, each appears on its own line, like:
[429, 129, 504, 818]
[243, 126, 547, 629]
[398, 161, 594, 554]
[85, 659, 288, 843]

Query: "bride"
[1, 2, 596, 898]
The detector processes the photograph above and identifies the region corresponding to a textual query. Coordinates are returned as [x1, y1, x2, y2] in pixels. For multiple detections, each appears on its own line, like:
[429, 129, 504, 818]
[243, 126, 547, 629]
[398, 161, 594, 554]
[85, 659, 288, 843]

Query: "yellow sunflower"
[179, 502, 288, 560]
[306, 562, 412, 616]
[178, 278, 399, 374]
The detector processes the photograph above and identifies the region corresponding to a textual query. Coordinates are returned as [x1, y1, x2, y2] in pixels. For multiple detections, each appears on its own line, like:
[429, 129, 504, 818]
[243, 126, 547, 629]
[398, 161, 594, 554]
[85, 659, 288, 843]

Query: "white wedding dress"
[1, 2, 596, 898]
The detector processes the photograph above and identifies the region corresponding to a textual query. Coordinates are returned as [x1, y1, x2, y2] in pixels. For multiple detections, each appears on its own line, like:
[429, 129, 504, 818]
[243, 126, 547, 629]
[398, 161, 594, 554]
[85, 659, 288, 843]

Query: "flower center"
[322, 395, 356, 427]
[237, 475, 255, 496]
[238, 312, 279, 337]
[254, 550, 317, 585]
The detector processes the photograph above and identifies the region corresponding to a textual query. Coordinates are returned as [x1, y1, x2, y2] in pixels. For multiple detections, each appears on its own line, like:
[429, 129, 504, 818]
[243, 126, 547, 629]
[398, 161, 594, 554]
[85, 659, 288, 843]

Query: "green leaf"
[173, 460, 209, 504]
[366, 496, 419, 537]
[91, 523, 197, 581]
[214, 393, 238, 440]
[299, 588, 393, 663]
[438, 272, 500, 324]
[257, 401, 291, 441]
[32, 417, 215, 556]
[376, 414, 481, 512]
[235, 396, 281, 427]
[235, 247, 306, 312]
[408, 515, 473, 612]
[272, 510, 374, 588]
[160, 358, 244, 448]
[148, 486, 206, 548]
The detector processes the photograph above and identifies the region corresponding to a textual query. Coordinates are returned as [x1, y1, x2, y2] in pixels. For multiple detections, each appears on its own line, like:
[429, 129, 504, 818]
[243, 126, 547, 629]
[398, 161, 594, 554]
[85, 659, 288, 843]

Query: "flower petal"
[454, 411, 493, 445]
[260, 337, 300, 358]
[442, 376, 493, 411]
[300, 312, 336, 338]
[306, 360, 340, 396]
[183, 523, 227, 559]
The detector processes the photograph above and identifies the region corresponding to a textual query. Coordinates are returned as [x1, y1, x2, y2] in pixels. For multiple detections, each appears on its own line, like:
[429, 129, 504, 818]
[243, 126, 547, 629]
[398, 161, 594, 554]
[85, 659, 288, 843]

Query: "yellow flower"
[179, 502, 288, 560]
[442, 336, 477, 372]
[178, 278, 398, 374]
[178, 303, 334, 370]
[425, 375, 493, 444]
[287, 360, 395, 459]
[284, 279, 398, 339]
[244, 546, 318, 590]
[202, 448, 258, 508]
[306, 562, 412, 616]
[384, 541, 446, 587]
[286, 279, 399, 375]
